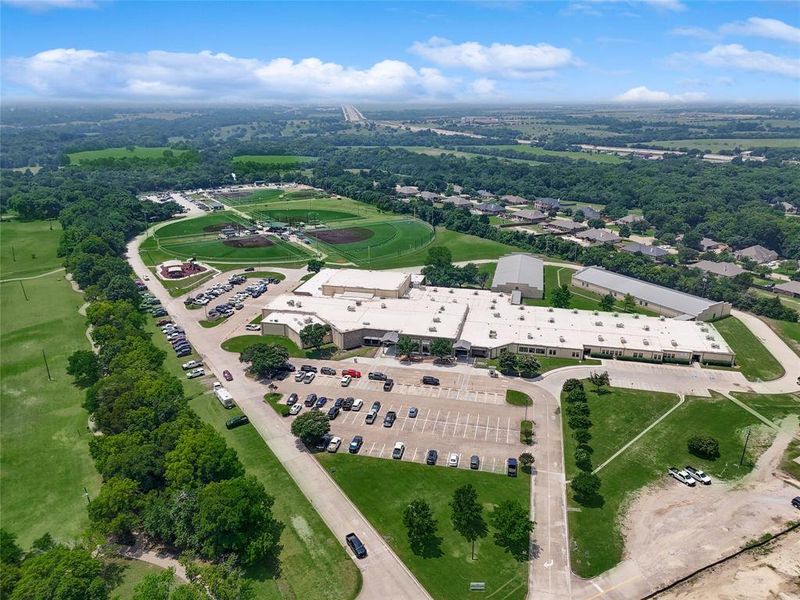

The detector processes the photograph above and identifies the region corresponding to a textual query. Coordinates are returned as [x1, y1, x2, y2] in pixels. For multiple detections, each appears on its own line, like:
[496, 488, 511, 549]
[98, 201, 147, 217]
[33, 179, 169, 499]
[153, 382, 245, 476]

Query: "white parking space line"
[474, 416, 480, 439]
[492, 457, 496, 473]
[462, 414, 470, 438]
[495, 416, 501, 443]
[369, 442, 376, 455]
[484, 415, 491, 441]
[412, 411, 422, 432]
[506, 417, 511, 444]
[378, 443, 386, 458]
[411, 447, 418, 462]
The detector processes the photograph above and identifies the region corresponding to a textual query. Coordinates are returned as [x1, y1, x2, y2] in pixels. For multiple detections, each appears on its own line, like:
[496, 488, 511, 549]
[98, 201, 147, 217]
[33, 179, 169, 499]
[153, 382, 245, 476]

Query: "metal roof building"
[572, 266, 731, 321]
[491, 253, 544, 299]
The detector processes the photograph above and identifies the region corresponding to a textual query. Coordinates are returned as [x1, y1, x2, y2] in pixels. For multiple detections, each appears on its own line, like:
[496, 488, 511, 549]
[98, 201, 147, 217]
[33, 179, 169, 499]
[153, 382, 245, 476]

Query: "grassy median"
[714, 316, 784, 381]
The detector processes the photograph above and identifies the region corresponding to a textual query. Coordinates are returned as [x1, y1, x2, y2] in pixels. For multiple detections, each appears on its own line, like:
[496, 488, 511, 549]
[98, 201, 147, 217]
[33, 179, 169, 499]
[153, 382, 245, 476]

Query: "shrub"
[565, 388, 587, 404]
[574, 448, 593, 472]
[562, 378, 584, 394]
[687, 435, 720, 460]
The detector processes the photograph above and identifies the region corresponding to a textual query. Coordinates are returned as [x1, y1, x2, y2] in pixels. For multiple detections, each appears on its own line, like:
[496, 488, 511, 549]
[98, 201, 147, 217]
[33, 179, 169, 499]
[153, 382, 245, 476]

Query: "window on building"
[548, 349, 556, 356]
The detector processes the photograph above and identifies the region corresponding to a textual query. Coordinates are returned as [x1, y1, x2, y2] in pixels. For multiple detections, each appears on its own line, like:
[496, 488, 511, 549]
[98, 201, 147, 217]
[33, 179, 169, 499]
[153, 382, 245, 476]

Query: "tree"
[565, 388, 587, 404]
[491, 500, 533, 559]
[618, 224, 631, 238]
[497, 350, 518, 375]
[240, 344, 289, 379]
[395, 335, 418, 358]
[299, 323, 330, 350]
[518, 452, 534, 470]
[571, 471, 602, 505]
[588, 371, 610, 393]
[307, 259, 324, 273]
[164, 425, 244, 489]
[290, 411, 330, 445]
[687, 435, 720, 460]
[516, 355, 541, 378]
[550, 284, 572, 309]
[450, 484, 488, 560]
[426, 246, 453, 267]
[599, 293, 615, 312]
[104, 275, 141, 304]
[0, 531, 23, 567]
[568, 414, 592, 430]
[184, 559, 254, 600]
[8, 545, 111, 600]
[194, 476, 283, 566]
[562, 379, 584, 394]
[131, 569, 174, 600]
[622, 293, 637, 313]
[574, 447, 593, 472]
[402, 498, 438, 555]
[565, 402, 590, 419]
[88, 477, 142, 543]
[573, 428, 592, 445]
[66, 350, 101, 388]
[429, 338, 453, 362]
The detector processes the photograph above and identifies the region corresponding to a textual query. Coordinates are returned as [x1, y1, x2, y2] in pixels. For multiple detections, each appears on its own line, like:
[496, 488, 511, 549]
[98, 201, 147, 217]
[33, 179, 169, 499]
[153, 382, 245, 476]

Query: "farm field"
[317, 453, 530, 600]
[232, 154, 317, 164]
[475, 144, 625, 164]
[148, 321, 361, 600]
[66, 146, 189, 164]
[0, 220, 63, 279]
[565, 391, 777, 578]
[0, 247, 101, 547]
[714, 316, 784, 381]
[645, 138, 800, 151]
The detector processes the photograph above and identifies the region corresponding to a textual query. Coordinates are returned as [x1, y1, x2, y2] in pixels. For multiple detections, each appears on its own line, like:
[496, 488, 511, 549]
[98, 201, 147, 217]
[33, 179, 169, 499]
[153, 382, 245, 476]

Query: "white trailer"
[215, 385, 235, 409]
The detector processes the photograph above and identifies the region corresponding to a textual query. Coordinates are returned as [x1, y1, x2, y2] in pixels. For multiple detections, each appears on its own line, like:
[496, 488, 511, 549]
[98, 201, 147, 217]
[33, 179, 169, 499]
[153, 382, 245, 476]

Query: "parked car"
[792, 496, 800, 509]
[383, 379, 394, 392]
[289, 403, 302, 415]
[285, 393, 298, 406]
[470, 455, 480, 470]
[392, 442, 405, 460]
[245, 324, 260, 331]
[342, 369, 361, 378]
[368, 372, 386, 381]
[422, 376, 440, 386]
[349, 436, 363, 454]
[176, 349, 191, 358]
[186, 368, 205, 379]
[383, 411, 397, 428]
[181, 360, 202, 370]
[448, 453, 459, 468]
[327, 406, 340, 420]
[315, 397, 327, 409]
[342, 397, 354, 411]
[222, 370, 233, 381]
[426, 449, 438, 465]
[352, 398, 363, 411]
[668, 467, 696, 486]
[314, 434, 333, 451]
[294, 371, 305, 382]
[371, 401, 381, 413]
[507, 458, 518, 477]
[300, 365, 317, 373]
[345, 533, 367, 559]
[304, 393, 317, 407]
[365, 409, 378, 424]
[334, 397, 344, 408]
[225, 415, 250, 430]
[685, 466, 712, 485]
[321, 366, 336, 375]
[408, 407, 418, 418]
[304, 372, 316, 384]
[340, 375, 352, 387]
[327, 436, 341, 453]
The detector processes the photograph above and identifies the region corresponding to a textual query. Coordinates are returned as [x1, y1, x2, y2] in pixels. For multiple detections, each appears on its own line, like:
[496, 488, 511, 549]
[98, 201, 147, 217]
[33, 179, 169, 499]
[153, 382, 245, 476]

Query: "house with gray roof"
[511, 209, 547, 223]
[621, 242, 668, 260]
[612, 214, 644, 226]
[774, 280, 800, 298]
[395, 185, 419, 196]
[735, 245, 779, 264]
[477, 203, 506, 215]
[693, 260, 746, 278]
[442, 196, 472, 207]
[577, 206, 602, 220]
[417, 191, 440, 202]
[699, 237, 725, 252]
[572, 266, 731, 321]
[535, 197, 560, 211]
[491, 253, 544, 299]
[500, 194, 528, 205]
[546, 219, 588, 233]
[576, 228, 621, 245]
[476, 189, 495, 199]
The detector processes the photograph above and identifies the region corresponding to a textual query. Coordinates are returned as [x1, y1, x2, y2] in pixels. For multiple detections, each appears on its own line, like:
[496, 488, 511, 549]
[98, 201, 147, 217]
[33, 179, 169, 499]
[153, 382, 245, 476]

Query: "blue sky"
[1, 0, 798, 103]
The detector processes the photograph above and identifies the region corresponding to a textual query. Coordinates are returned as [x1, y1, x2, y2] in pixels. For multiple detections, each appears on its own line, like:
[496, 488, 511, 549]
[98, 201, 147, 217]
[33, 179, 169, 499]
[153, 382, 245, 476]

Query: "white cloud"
[672, 44, 800, 78]
[614, 85, 706, 102]
[2, 48, 462, 101]
[2, 0, 97, 11]
[470, 78, 498, 96]
[720, 17, 800, 44]
[409, 37, 580, 78]
[565, 0, 685, 14]
[670, 26, 720, 42]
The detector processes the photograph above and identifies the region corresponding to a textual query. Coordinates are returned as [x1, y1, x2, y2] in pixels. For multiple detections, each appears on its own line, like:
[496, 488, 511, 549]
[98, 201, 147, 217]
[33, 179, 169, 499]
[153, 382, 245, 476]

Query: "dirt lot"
[623, 415, 800, 590]
[659, 528, 800, 600]
[307, 227, 373, 244]
[223, 235, 275, 248]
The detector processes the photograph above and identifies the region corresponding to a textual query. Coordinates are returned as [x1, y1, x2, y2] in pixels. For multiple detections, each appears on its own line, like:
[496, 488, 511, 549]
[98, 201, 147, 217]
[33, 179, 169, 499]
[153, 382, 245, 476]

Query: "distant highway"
[342, 104, 367, 123]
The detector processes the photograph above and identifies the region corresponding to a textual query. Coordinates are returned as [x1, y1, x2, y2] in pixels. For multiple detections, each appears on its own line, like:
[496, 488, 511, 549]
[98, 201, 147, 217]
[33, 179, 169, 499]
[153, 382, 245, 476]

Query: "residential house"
[477, 203, 506, 215]
[511, 209, 547, 223]
[546, 219, 588, 233]
[577, 206, 602, 220]
[395, 185, 419, 196]
[774, 280, 800, 298]
[735, 245, 779, 264]
[621, 242, 668, 260]
[576, 228, 621, 245]
[534, 197, 560, 211]
[500, 194, 528, 205]
[417, 191, 440, 202]
[612, 214, 645, 226]
[699, 237, 725, 252]
[693, 260, 746, 278]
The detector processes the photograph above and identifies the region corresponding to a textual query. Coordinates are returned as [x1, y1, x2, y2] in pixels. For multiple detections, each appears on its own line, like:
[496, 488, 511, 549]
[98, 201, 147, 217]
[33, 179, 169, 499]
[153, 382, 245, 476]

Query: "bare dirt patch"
[223, 235, 275, 248]
[307, 227, 374, 245]
[203, 222, 241, 233]
[621, 415, 800, 590]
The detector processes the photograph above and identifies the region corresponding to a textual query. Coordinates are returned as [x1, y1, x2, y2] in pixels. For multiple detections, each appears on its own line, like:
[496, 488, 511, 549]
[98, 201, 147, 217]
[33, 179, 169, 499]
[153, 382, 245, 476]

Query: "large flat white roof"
[294, 268, 410, 297]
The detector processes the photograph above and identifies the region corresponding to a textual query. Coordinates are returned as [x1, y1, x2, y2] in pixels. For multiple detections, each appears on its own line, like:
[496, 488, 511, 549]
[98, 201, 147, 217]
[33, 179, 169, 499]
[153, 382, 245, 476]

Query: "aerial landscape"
[1, 1, 799, 599]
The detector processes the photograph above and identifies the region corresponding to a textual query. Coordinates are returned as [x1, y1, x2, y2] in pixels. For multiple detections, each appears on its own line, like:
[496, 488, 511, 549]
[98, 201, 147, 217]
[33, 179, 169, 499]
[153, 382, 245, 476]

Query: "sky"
[1, 0, 798, 104]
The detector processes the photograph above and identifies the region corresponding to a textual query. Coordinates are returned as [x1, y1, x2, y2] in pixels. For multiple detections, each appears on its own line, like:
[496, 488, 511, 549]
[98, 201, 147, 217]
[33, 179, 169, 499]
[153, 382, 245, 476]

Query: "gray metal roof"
[573, 266, 721, 317]
[491, 253, 544, 291]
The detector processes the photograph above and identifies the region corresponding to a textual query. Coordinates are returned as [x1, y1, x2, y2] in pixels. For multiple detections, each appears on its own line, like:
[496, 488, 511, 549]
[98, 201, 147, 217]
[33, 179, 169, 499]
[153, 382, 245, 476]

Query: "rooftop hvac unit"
[287, 299, 295, 306]
[304, 317, 312, 323]
[643, 325, 650, 331]
[449, 289, 454, 294]
[433, 317, 441, 323]
[711, 343, 719, 349]
[433, 288, 438, 292]
[440, 306, 445, 312]
[519, 315, 525, 321]
[429, 326, 437, 332]
[489, 330, 497, 338]
[347, 305, 356, 312]
[363, 321, 370, 326]
[621, 337, 627, 344]
[494, 312, 501, 318]
[548, 317, 555, 323]
[643, 339, 649, 345]
[598, 335, 604, 342]
[527, 333, 533, 339]
[595, 321, 603, 326]
[559, 336, 565, 342]
[296, 301, 302, 307]
[381, 303, 386, 308]
[548, 307, 554, 312]
[355, 300, 362, 306]
[671, 340, 678, 347]
[701, 327, 708, 332]
[706, 335, 714, 340]
[616, 323, 624, 328]
[613, 313, 619, 317]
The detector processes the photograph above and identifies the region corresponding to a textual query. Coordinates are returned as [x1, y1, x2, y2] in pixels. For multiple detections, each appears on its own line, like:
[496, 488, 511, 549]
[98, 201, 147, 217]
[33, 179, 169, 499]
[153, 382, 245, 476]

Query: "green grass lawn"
[0, 220, 64, 279]
[152, 212, 251, 238]
[147, 318, 361, 600]
[232, 154, 317, 165]
[730, 392, 800, 423]
[67, 146, 189, 164]
[317, 453, 530, 600]
[506, 390, 532, 406]
[713, 316, 784, 381]
[565, 392, 776, 577]
[221, 188, 285, 206]
[475, 145, 625, 164]
[764, 317, 800, 358]
[153, 269, 217, 297]
[645, 138, 800, 151]
[110, 559, 170, 599]
[220, 334, 373, 361]
[0, 269, 101, 547]
[251, 208, 364, 225]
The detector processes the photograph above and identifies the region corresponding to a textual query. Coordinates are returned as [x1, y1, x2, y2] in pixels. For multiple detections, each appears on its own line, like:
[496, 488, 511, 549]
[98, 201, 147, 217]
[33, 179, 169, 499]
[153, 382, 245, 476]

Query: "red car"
[342, 369, 361, 378]
[222, 370, 233, 381]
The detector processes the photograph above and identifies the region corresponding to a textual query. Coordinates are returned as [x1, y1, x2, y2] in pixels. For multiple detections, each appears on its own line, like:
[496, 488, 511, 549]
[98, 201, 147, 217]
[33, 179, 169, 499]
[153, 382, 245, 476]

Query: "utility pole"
[11, 246, 16, 262]
[739, 428, 752, 466]
[19, 281, 29, 301]
[42, 349, 52, 381]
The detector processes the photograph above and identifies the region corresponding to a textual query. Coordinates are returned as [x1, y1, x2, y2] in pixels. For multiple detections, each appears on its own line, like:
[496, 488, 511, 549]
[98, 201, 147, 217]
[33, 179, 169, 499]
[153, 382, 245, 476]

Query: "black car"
[285, 393, 298, 406]
[792, 496, 800, 509]
[470, 455, 480, 470]
[225, 415, 249, 430]
[422, 376, 440, 386]
[371, 401, 381, 413]
[279, 363, 295, 372]
[426, 449, 438, 465]
[327, 406, 340, 420]
[321, 366, 336, 375]
[383, 411, 396, 428]
[507, 458, 518, 477]
[345, 533, 367, 559]
[368, 372, 386, 381]
[349, 436, 363, 454]
[176, 349, 191, 358]
[300, 365, 317, 373]
[314, 433, 333, 451]
[383, 379, 394, 392]
[334, 397, 344, 408]
[342, 397, 354, 411]
[244, 266, 255, 272]
[304, 393, 317, 407]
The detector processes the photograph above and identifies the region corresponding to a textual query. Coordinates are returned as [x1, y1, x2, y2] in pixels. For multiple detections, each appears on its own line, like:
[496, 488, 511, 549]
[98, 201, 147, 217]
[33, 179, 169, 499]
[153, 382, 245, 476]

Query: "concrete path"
[0, 266, 65, 283]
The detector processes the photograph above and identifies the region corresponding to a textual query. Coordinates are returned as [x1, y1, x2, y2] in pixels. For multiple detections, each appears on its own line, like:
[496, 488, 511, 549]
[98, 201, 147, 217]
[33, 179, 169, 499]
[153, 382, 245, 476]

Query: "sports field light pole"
[739, 428, 752, 466]
[42, 349, 53, 381]
[19, 281, 29, 301]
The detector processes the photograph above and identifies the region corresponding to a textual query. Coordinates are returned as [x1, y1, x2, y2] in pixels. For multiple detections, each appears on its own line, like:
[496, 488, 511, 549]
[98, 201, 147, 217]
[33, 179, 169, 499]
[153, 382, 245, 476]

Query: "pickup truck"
[669, 467, 696, 486]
